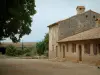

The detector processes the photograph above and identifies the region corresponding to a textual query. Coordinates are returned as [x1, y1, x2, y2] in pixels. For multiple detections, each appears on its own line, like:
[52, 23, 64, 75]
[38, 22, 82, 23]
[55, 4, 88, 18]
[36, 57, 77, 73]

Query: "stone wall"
[57, 41, 100, 64]
[58, 10, 100, 40]
[49, 24, 59, 59]
[57, 43, 78, 61]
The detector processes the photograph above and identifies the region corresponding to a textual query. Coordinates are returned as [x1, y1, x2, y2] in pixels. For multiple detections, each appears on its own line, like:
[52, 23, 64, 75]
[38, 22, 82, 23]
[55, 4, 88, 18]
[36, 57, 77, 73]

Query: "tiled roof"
[58, 27, 100, 42]
[47, 19, 67, 27]
[47, 10, 100, 27]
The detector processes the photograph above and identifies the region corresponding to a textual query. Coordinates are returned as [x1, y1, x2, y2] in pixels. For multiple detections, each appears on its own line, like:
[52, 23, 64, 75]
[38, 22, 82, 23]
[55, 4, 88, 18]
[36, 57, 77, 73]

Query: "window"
[72, 44, 76, 53]
[80, 8, 82, 10]
[61, 33, 63, 35]
[93, 44, 100, 55]
[84, 44, 90, 54]
[93, 16, 95, 18]
[56, 46, 58, 57]
[74, 44, 76, 52]
[63, 45, 66, 58]
[98, 44, 100, 54]
[86, 15, 88, 18]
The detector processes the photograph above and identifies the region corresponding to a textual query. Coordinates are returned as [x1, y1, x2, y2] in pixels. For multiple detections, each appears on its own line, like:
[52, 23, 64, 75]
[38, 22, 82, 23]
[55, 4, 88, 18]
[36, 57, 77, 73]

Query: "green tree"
[36, 33, 49, 56]
[36, 41, 45, 56]
[0, 0, 36, 42]
[44, 33, 49, 50]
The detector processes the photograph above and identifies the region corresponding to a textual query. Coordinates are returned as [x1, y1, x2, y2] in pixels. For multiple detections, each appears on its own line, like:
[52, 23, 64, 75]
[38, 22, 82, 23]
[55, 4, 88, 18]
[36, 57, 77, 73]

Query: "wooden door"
[79, 45, 82, 61]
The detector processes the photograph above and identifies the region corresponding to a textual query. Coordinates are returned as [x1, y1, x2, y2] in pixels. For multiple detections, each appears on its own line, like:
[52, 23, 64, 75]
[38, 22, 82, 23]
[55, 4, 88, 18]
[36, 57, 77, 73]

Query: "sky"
[3, 0, 100, 42]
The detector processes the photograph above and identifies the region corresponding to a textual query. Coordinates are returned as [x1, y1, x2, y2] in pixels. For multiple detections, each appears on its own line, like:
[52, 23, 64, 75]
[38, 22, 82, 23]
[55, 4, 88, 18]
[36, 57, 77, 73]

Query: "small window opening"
[84, 44, 90, 54]
[80, 8, 82, 10]
[72, 44, 76, 53]
[86, 15, 88, 18]
[93, 16, 95, 18]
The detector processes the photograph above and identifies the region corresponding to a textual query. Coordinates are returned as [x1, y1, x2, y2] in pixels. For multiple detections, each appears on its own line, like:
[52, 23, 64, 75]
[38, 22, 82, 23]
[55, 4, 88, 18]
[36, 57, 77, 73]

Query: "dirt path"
[0, 59, 100, 75]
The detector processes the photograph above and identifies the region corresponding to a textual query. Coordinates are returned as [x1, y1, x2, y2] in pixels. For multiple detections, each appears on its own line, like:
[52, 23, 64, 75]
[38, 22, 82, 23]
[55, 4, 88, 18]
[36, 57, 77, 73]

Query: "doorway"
[79, 45, 82, 61]
[0, 47, 6, 55]
[63, 45, 65, 58]
[56, 46, 58, 57]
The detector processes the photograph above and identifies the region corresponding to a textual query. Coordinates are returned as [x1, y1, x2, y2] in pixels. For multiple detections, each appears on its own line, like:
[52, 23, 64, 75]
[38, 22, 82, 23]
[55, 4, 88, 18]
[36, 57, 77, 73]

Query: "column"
[65, 43, 67, 57]
[81, 44, 85, 56]
[90, 44, 94, 55]
[58, 43, 61, 58]
[76, 44, 79, 61]
[69, 43, 72, 53]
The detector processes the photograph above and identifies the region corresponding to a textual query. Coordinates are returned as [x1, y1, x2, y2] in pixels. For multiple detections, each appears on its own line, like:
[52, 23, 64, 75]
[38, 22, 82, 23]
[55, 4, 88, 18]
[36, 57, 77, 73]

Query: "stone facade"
[58, 10, 100, 40]
[48, 6, 100, 64]
[57, 40, 100, 64]
[49, 24, 58, 58]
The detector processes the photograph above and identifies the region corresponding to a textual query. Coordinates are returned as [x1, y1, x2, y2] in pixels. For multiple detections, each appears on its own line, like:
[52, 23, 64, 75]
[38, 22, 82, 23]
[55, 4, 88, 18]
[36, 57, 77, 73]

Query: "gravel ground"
[0, 59, 100, 75]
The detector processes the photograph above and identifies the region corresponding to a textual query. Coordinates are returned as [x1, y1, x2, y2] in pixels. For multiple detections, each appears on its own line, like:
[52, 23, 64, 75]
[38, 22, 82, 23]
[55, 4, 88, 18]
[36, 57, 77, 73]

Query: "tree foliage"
[36, 41, 45, 56]
[36, 33, 49, 56]
[0, 0, 36, 42]
[44, 33, 49, 51]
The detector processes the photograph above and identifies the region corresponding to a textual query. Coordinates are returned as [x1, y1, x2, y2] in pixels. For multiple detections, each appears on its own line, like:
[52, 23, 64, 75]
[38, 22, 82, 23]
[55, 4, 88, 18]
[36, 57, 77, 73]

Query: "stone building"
[48, 6, 100, 63]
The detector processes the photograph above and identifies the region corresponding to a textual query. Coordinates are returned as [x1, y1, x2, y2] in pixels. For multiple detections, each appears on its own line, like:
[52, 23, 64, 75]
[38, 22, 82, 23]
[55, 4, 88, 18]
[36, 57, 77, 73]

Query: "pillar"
[90, 44, 94, 55]
[81, 44, 85, 56]
[76, 44, 79, 61]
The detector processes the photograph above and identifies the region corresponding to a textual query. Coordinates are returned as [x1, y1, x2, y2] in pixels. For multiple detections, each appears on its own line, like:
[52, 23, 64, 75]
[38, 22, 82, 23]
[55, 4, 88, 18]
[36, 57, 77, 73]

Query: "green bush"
[44, 50, 48, 57]
[15, 49, 24, 55]
[6, 45, 36, 56]
[36, 41, 45, 56]
[6, 45, 25, 56]
[24, 48, 32, 53]
[36, 33, 49, 56]
[6, 45, 17, 56]
[26, 52, 31, 56]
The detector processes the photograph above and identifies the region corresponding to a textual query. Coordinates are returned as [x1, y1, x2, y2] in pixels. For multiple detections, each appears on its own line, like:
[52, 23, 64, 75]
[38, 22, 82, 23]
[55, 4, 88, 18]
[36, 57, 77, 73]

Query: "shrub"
[6, 45, 24, 56]
[36, 41, 45, 56]
[15, 49, 24, 55]
[6, 45, 36, 56]
[36, 33, 49, 56]
[6, 45, 17, 56]
[26, 52, 31, 56]
[24, 48, 32, 53]
[44, 50, 48, 57]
